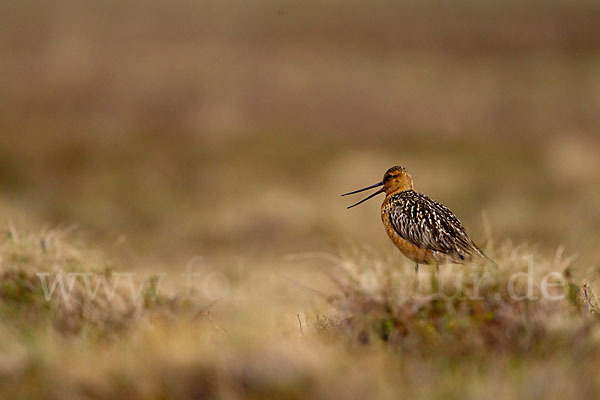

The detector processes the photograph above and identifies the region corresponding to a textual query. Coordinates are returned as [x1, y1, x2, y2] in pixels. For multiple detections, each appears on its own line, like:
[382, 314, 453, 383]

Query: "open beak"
[341, 181, 385, 209]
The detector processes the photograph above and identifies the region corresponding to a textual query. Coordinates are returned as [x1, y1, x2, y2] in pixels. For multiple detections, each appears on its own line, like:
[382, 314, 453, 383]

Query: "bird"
[342, 166, 493, 271]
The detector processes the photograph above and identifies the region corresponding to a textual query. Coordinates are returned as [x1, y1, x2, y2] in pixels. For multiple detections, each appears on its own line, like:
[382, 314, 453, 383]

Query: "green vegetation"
[0, 229, 599, 399]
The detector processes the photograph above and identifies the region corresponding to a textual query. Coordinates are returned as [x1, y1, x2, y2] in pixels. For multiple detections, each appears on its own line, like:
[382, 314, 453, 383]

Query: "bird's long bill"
[341, 181, 385, 209]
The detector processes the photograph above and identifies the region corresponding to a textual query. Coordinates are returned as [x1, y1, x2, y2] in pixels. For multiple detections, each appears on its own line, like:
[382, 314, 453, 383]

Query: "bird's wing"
[388, 191, 477, 260]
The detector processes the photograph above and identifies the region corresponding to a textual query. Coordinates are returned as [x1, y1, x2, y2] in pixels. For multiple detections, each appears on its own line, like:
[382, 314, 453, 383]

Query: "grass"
[316, 245, 589, 356]
[1, 227, 600, 399]
[2, 0, 600, 397]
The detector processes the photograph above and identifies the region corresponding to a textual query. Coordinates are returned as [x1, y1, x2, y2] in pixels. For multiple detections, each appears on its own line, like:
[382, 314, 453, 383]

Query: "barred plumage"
[343, 165, 491, 268]
[384, 190, 481, 264]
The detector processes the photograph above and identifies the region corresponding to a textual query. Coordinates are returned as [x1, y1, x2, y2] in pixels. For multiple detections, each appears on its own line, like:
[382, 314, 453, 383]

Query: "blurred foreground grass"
[1, 228, 600, 399]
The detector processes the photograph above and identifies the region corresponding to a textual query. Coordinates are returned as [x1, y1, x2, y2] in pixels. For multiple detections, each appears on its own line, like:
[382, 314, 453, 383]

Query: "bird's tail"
[472, 244, 498, 267]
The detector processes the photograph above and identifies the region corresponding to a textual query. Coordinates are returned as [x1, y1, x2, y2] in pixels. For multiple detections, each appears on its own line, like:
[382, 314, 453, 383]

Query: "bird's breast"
[381, 199, 436, 265]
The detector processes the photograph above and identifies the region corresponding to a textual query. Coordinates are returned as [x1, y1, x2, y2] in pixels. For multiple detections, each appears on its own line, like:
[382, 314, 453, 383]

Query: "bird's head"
[342, 166, 413, 209]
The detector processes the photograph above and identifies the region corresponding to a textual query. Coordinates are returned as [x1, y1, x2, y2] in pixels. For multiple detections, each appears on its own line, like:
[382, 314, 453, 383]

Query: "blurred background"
[1, 0, 599, 268]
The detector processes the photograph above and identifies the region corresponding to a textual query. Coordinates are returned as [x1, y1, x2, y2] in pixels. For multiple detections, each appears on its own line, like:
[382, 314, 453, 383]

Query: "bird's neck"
[384, 187, 413, 199]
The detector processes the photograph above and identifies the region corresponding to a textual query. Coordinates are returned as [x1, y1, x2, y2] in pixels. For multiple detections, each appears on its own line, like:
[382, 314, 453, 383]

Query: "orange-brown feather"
[379, 166, 478, 265]
[381, 205, 437, 264]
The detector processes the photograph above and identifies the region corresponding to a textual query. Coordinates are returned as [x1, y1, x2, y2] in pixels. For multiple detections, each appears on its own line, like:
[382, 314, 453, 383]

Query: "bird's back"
[382, 190, 483, 264]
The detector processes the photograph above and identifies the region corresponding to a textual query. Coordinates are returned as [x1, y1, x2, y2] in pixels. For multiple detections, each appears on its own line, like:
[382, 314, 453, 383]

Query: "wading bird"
[342, 166, 492, 271]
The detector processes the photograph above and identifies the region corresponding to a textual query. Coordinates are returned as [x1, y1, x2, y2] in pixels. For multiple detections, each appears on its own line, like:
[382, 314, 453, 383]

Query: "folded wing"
[388, 191, 478, 262]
